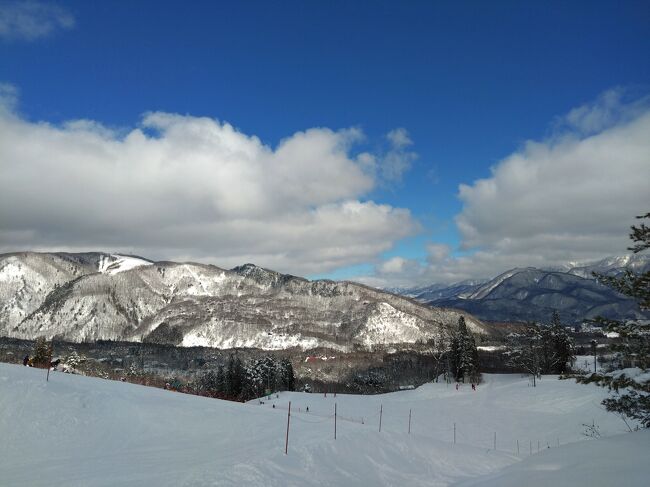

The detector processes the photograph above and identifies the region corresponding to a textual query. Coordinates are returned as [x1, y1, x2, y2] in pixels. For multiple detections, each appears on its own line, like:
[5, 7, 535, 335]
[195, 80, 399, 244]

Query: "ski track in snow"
[1, 364, 647, 487]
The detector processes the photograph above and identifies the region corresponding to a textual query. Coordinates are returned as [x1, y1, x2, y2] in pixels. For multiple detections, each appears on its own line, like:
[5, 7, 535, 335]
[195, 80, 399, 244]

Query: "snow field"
[0, 363, 645, 486]
[97, 254, 152, 275]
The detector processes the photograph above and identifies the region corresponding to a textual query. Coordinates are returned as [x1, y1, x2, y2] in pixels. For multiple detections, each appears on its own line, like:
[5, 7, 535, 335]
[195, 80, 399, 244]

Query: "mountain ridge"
[392, 255, 650, 325]
[0, 251, 487, 351]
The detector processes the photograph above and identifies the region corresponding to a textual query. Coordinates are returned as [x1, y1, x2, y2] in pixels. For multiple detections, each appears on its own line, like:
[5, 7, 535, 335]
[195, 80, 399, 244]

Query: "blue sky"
[1, 1, 649, 286]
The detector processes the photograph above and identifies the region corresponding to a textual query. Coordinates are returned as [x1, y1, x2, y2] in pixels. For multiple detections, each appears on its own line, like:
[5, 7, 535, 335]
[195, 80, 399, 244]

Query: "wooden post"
[493, 432, 496, 450]
[285, 401, 291, 455]
[379, 404, 383, 432]
[529, 440, 532, 456]
[408, 409, 412, 435]
[334, 403, 337, 440]
[537, 440, 540, 453]
[453, 422, 456, 444]
[517, 439, 520, 456]
[46, 346, 52, 382]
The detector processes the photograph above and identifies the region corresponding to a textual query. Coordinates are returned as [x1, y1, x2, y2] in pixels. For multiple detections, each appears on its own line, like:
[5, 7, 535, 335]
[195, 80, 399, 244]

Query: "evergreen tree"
[216, 365, 226, 393]
[547, 311, 575, 374]
[450, 316, 479, 382]
[226, 354, 244, 398]
[197, 370, 219, 396]
[578, 212, 650, 427]
[280, 357, 295, 391]
[449, 329, 461, 380]
[32, 337, 52, 368]
[261, 355, 278, 393]
[225, 354, 236, 397]
[64, 351, 82, 371]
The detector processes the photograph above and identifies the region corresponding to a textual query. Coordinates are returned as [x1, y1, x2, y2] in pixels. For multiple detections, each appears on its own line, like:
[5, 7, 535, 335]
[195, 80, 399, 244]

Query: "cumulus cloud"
[361, 90, 650, 288]
[0, 1, 74, 41]
[0, 93, 419, 275]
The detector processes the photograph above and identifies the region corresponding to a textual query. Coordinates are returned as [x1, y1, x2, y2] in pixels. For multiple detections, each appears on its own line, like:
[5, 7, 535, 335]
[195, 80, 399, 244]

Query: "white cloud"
[559, 88, 650, 135]
[379, 257, 409, 274]
[0, 95, 419, 275]
[426, 243, 451, 262]
[0, 82, 18, 107]
[360, 90, 650, 288]
[380, 127, 417, 183]
[386, 128, 412, 148]
[0, 1, 74, 41]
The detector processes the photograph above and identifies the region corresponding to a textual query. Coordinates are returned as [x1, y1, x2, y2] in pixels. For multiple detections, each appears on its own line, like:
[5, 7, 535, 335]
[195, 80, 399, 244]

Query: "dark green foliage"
[32, 337, 52, 367]
[279, 357, 295, 391]
[542, 311, 575, 374]
[226, 354, 244, 397]
[603, 391, 650, 428]
[583, 212, 650, 427]
[627, 212, 650, 254]
[195, 354, 295, 401]
[449, 316, 479, 382]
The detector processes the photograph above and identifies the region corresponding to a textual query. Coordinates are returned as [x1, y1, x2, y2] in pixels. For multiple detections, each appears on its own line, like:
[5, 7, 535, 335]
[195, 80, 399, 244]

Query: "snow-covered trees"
[127, 362, 140, 376]
[279, 357, 295, 391]
[578, 212, 650, 427]
[243, 356, 296, 398]
[542, 311, 575, 374]
[450, 316, 479, 383]
[504, 314, 575, 385]
[63, 351, 84, 372]
[196, 355, 295, 401]
[504, 325, 543, 386]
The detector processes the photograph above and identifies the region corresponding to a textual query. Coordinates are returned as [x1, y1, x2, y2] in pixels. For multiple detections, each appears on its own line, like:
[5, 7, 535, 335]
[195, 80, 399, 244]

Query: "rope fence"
[254, 399, 573, 457]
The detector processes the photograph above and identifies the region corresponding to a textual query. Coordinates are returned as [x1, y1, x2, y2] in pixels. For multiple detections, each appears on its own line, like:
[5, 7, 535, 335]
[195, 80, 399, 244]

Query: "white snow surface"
[477, 345, 506, 352]
[457, 429, 650, 487]
[1, 363, 646, 487]
[461, 269, 521, 300]
[572, 355, 605, 374]
[97, 254, 152, 274]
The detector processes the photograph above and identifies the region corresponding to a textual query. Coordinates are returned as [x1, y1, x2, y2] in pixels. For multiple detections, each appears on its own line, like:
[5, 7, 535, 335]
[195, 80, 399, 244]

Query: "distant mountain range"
[393, 255, 650, 325]
[0, 252, 488, 351]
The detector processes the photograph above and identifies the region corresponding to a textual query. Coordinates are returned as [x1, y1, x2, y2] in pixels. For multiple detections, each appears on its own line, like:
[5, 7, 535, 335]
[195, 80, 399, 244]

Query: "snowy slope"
[97, 254, 152, 274]
[457, 429, 650, 487]
[0, 363, 645, 487]
[0, 253, 97, 329]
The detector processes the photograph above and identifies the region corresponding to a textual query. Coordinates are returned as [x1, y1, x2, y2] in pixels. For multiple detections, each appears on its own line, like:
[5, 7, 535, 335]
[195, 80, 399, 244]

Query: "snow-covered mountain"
[0, 252, 487, 350]
[554, 254, 650, 279]
[392, 255, 650, 325]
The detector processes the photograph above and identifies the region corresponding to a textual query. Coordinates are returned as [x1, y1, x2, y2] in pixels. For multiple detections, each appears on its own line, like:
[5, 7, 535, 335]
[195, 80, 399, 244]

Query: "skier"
[23, 355, 29, 366]
[455, 383, 459, 391]
[471, 383, 476, 391]
[306, 406, 310, 412]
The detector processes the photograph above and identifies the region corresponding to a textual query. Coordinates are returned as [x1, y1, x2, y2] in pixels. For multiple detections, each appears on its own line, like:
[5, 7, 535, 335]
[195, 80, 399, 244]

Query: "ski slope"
[0, 363, 646, 486]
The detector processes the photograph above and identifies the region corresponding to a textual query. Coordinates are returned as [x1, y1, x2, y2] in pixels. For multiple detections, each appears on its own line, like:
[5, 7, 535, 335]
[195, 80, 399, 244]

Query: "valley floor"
[0, 363, 647, 486]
